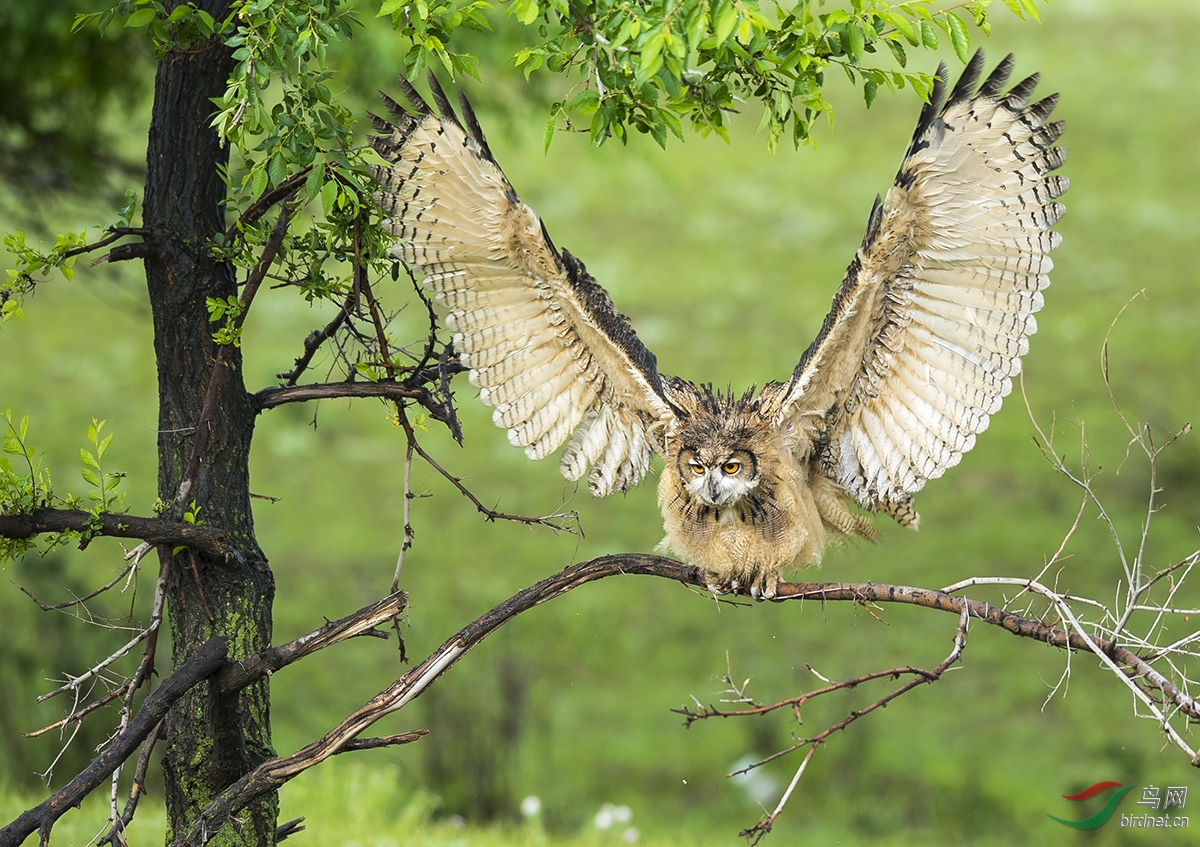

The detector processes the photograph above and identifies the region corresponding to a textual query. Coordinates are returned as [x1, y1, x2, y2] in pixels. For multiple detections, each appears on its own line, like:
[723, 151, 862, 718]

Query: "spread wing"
[773, 51, 1068, 524]
[369, 75, 676, 495]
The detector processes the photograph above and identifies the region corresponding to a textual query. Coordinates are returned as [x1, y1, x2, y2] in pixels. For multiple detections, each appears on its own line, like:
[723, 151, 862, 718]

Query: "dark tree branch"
[737, 608, 971, 843]
[275, 297, 353, 386]
[224, 167, 312, 244]
[770, 580, 1200, 721]
[98, 241, 167, 265]
[0, 638, 229, 847]
[0, 508, 238, 562]
[10, 553, 1194, 847]
[58, 227, 154, 263]
[168, 552, 1195, 847]
[337, 731, 428, 753]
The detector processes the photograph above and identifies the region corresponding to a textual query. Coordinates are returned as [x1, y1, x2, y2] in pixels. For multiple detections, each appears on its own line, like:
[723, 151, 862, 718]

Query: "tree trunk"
[142, 6, 277, 844]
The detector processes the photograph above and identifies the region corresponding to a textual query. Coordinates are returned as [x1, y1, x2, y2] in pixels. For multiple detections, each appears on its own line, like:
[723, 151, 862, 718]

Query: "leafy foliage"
[1, 192, 137, 322]
[0, 412, 127, 562]
[2, 230, 88, 323]
[1, 413, 56, 518]
[80, 418, 126, 514]
[39, 0, 1036, 360]
[388, 0, 1004, 151]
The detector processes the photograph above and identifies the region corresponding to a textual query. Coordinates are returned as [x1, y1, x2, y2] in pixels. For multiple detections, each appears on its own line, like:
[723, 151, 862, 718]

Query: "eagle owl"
[370, 51, 1067, 598]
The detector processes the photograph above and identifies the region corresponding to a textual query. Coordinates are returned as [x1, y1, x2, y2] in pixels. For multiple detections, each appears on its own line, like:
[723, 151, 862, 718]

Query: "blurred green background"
[3, 1, 1200, 845]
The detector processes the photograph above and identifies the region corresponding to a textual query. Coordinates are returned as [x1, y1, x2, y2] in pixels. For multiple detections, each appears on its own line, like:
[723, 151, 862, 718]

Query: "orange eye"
[689, 462, 705, 475]
[722, 461, 741, 475]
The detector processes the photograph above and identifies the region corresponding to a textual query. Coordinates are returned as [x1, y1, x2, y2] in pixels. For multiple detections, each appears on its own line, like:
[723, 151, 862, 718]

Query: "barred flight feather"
[778, 49, 1066, 523]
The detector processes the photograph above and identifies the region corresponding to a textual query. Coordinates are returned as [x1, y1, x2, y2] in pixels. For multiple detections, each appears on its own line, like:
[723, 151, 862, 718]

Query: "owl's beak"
[707, 477, 723, 504]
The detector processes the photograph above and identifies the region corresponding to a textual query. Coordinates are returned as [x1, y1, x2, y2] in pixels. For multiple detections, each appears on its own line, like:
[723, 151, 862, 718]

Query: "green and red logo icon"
[1048, 781, 1134, 830]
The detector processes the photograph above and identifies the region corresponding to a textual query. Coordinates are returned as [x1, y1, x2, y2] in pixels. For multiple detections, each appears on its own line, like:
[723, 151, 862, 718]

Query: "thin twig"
[396, 406, 580, 533]
[0, 638, 229, 847]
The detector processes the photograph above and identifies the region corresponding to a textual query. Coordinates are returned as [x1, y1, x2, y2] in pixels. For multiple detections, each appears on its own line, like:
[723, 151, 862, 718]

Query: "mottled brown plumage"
[370, 51, 1068, 598]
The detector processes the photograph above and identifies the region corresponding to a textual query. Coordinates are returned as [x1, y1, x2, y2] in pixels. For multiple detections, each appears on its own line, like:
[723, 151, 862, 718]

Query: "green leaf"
[639, 31, 666, 80]
[543, 117, 556, 153]
[515, 0, 539, 26]
[81, 467, 102, 488]
[268, 153, 288, 188]
[863, 75, 878, 107]
[567, 89, 600, 113]
[320, 179, 339, 216]
[881, 11, 918, 45]
[846, 23, 865, 63]
[125, 7, 158, 27]
[98, 432, 114, 457]
[306, 161, 326, 202]
[251, 166, 268, 199]
[81, 449, 101, 470]
[946, 11, 970, 63]
[589, 106, 609, 145]
[660, 108, 684, 141]
[712, 0, 737, 43]
[920, 20, 938, 49]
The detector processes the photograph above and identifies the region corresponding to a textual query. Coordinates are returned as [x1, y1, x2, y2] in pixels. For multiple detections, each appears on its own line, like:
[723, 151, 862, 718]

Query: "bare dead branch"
[674, 664, 941, 727]
[0, 637, 228, 847]
[218, 591, 408, 693]
[15, 559, 135, 612]
[36, 627, 152, 705]
[737, 607, 970, 843]
[98, 720, 164, 847]
[275, 817, 306, 843]
[337, 731, 429, 753]
[252, 379, 449, 411]
[25, 684, 129, 739]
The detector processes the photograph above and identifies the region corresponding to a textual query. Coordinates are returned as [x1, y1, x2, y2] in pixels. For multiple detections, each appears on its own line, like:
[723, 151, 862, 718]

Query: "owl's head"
[669, 384, 773, 508]
[676, 446, 759, 507]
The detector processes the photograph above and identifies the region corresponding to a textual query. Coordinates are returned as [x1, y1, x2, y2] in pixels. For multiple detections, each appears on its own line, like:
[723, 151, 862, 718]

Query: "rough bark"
[142, 6, 277, 844]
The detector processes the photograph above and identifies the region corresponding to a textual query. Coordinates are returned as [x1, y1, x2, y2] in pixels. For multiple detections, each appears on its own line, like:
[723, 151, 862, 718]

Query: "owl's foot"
[703, 575, 738, 596]
[750, 570, 779, 601]
[703, 569, 779, 601]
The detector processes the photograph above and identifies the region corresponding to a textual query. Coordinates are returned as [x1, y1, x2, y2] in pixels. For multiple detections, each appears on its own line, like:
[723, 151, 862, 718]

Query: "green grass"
[4, 1, 1200, 845]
